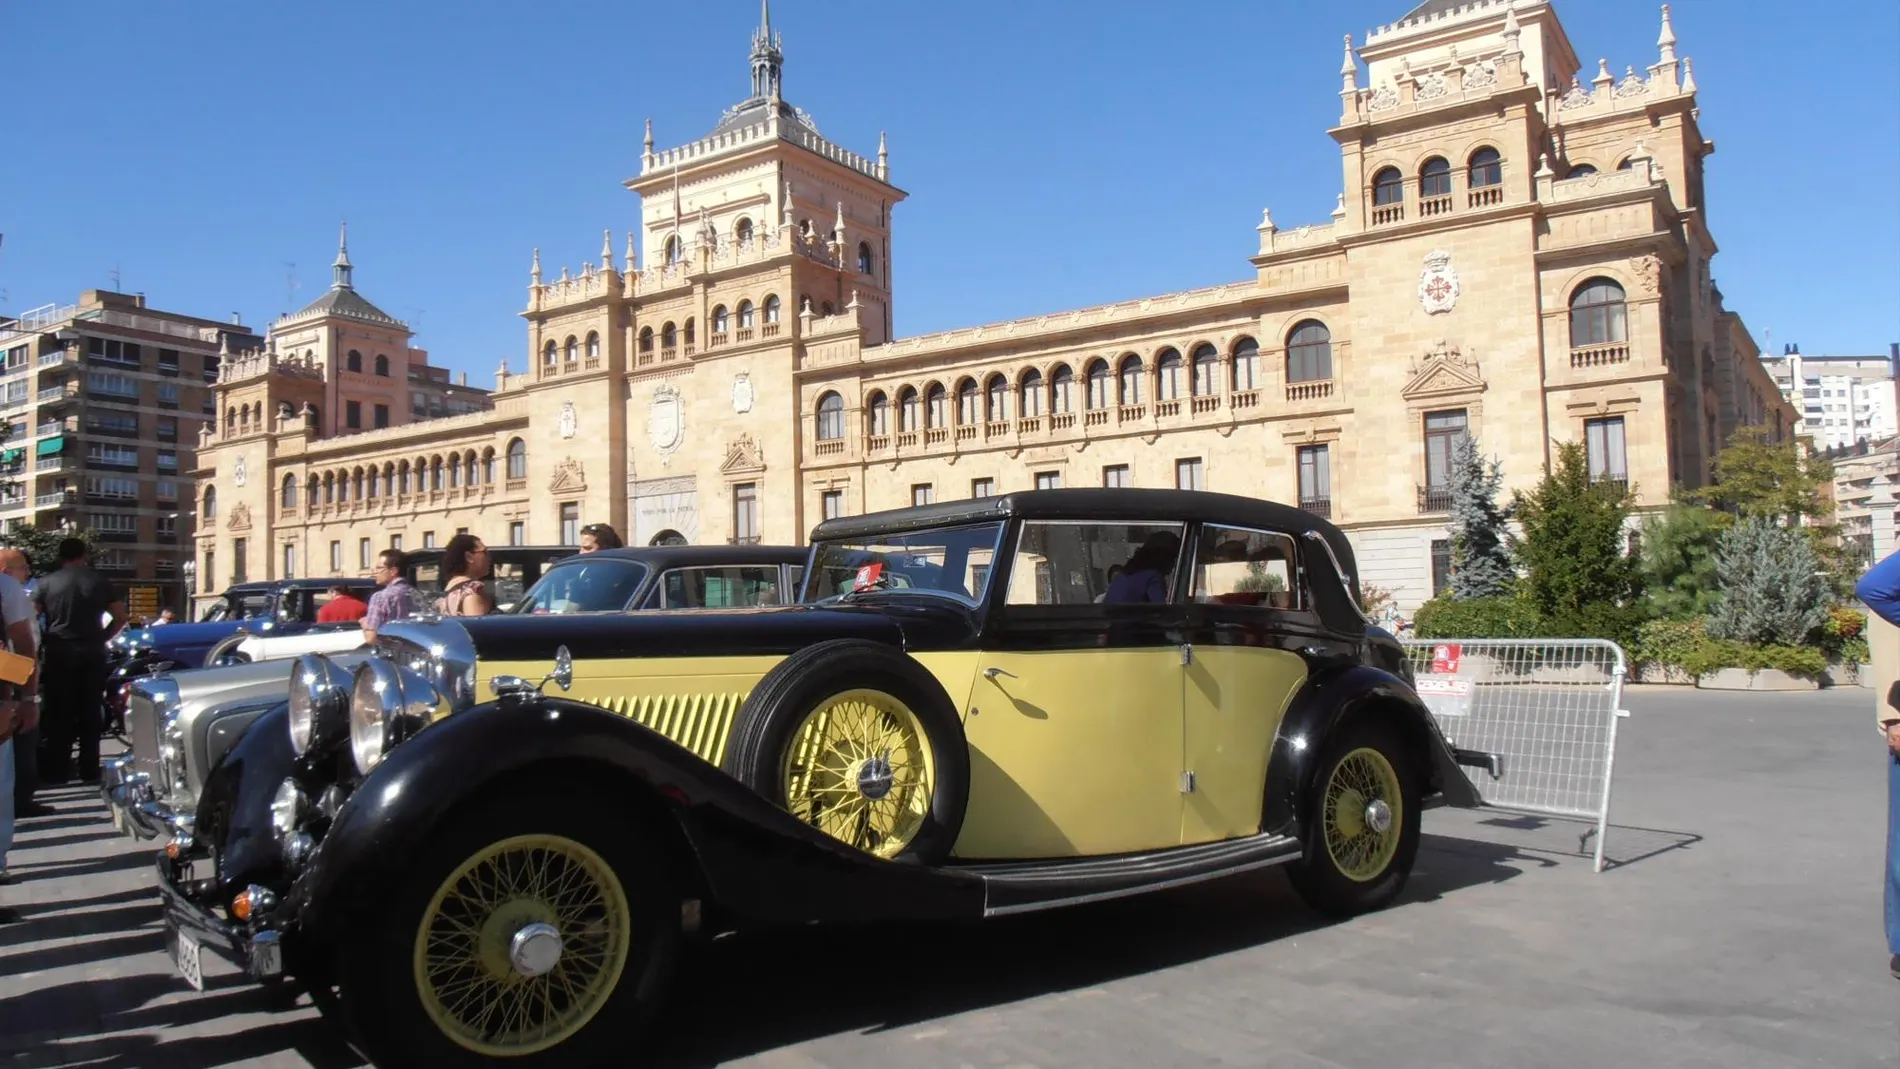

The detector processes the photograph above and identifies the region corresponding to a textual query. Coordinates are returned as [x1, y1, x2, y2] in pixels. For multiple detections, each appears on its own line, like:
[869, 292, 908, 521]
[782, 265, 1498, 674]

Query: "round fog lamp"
[270, 779, 306, 837]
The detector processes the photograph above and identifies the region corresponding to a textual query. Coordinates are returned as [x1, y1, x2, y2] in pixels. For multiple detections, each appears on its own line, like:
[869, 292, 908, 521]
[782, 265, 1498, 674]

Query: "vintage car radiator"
[126, 678, 180, 795]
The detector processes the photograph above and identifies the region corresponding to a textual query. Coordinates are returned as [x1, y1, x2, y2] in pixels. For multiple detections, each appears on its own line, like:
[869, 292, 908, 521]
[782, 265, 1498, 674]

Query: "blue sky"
[3, 0, 1895, 380]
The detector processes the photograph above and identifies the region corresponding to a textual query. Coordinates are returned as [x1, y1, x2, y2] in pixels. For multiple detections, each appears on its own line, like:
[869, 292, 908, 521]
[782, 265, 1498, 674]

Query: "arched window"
[857, 241, 874, 275]
[712, 305, 729, 334]
[374, 353, 390, 376]
[898, 387, 920, 432]
[1419, 157, 1452, 198]
[956, 378, 979, 425]
[638, 327, 653, 352]
[367, 468, 379, 498]
[1231, 337, 1260, 391]
[735, 218, 754, 245]
[664, 235, 681, 263]
[1569, 278, 1628, 346]
[985, 374, 1008, 422]
[322, 472, 335, 505]
[481, 448, 496, 484]
[398, 461, 411, 495]
[867, 391, 890, 437]
[1019, 369, 1045, 418]
[1616, 157, 1634, 171]
[1286, 321, 1333, 383]
[1117, 354, 1144, 406]
[464, 452, 477, 486]
[737, 300, 755, 328]
[355, 468, 367, 500]
[585, 332, 600, 361]
[926, 383, 947, 428]
[447, 457, 460, 488]
[335, 471, 349, 504]
[816, 391, 845, 440]
[1372, 167, 1404, 206]
[1050, 364, 1074, 414]
[683, 318, 695, 347]
[346, 349, 363, 373]
[506, 438, 527, 480]
[542, 340, 558, 366]
[225, 407, 237, 433]
[660, 322, 677, 350]
[1085, 359, 1111, 409]
[563, 336, 577, 364]
[1566, 164, 1598, 178]
[763, 295, 781, 323]
[203, 486, 217, 520]
[1190, 344, 1219, 396]
[1155, 348, 1183, 401]
[383, 462, 396, 496]
[281, 475, 297, 508]
[1469, 147, 1502, 188]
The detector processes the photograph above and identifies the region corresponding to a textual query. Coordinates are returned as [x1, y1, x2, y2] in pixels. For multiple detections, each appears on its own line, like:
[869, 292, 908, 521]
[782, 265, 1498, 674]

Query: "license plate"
[170, 926, 204, 992]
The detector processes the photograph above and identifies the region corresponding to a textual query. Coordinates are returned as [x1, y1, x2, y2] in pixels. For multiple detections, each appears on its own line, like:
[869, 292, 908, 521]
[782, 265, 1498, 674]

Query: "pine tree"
[1508, 441, 1644, 645]
[1706, 515, 1829, 646]
[1447, 435, 1514, 599]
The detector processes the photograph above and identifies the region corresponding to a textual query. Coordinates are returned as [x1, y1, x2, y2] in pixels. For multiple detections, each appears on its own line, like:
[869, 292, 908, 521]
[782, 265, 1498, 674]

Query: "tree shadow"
[0, 902, 161, 951]
[11, 829, 131, 853]
[7, 849, 154, 883]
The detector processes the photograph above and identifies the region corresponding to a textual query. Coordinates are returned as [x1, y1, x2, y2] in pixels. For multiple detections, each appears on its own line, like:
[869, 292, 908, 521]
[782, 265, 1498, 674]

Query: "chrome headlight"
[270, 779, 306, 837]
[348, 658, 447, 776]
[287, 655, 353, 756]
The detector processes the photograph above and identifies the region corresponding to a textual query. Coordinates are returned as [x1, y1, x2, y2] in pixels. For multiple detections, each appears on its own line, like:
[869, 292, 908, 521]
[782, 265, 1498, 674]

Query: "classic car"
[99, 543, 808, 845]
[145, 488, 1496, 1067]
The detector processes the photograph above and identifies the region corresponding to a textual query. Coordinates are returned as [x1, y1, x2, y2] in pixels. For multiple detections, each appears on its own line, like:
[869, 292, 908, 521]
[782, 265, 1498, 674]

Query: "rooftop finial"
[1501, 1, 1521, 52]
[332, 221, 353, 289]
[1340, 34, 1357, 85]
[877, 130, 888, 180]
[750, 0, 783, 101]
[1657, 4, 1677, 63]
[643, 117, 654, 156]
[833, 200, 846, 243]
[531, 247, 542, 285]
[1681, 56, 1696, 93]
[602, 228, 614, 267]
[624, 231, 636, 273]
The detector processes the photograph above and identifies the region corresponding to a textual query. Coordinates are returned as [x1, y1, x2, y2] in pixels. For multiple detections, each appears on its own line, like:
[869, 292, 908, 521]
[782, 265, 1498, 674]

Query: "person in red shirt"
[316, 585, 368, 624]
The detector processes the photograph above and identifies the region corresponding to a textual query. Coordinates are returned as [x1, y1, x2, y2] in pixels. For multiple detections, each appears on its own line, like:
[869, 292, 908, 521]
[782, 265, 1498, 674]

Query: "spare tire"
[722, 639, 968, 864]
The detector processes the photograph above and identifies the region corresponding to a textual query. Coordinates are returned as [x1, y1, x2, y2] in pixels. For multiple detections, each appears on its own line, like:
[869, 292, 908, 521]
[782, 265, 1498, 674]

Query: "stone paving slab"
[1, 689, 1896, 1067]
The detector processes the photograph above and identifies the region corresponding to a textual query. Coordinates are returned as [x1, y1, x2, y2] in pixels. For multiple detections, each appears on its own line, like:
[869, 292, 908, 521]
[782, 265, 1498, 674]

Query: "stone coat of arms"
[233, 455, 247, 487]
[648, 384, 684, 455]
[558, 400, 577, 439]
[1417, 249, 1460, 316]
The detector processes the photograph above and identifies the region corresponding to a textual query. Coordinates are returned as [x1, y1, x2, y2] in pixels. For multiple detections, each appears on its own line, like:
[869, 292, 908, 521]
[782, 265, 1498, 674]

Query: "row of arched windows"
[226, 402, 265, 434]
[1372, 148, 1502, 205]
[812, 326, 1339, 440]
[710, 295, 783, 335]
[280, 440, 529, 509]
[344, 350, 392, 376]
[543, 333, 602, 367]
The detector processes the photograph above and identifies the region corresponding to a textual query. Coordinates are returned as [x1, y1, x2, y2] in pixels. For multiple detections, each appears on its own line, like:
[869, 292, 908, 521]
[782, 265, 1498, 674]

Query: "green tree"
[1508, 440, 1644, 645]
[1693, 425, 1834, 522]
[1706, 515, 1829, 646]
[1233, 562, 1286, 593]
[0, 522, 100, 577]
[1447, 435, 1514, 599]
[1637, 500, 1727, 620]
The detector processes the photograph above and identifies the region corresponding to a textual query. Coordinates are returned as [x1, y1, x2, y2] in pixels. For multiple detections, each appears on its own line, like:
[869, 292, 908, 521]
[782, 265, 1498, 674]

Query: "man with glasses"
[361, 549, 415, 644]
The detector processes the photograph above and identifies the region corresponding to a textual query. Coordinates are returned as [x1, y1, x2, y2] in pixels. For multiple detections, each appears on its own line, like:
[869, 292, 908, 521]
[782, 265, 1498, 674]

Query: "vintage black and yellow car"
[160, 488, 1496, 1067]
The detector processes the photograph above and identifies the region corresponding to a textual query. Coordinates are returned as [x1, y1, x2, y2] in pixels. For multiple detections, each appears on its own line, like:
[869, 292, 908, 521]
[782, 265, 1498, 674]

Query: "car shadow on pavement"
[645, 834, 1536, 1067]
[0, 902, 161, 950]
[1445, 809, 1704, 871]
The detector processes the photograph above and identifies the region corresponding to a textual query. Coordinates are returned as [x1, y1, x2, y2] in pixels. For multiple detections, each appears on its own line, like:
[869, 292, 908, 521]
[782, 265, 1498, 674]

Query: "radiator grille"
[586, 693, 748, 767]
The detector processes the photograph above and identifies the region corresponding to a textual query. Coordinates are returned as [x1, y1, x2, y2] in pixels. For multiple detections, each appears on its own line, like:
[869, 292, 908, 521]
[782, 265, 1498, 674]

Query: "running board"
[952, 833, 1304, 917]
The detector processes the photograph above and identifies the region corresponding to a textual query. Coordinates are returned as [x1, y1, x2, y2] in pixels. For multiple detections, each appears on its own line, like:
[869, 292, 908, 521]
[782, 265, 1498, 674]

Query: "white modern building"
[1759, 344, 1899, 451]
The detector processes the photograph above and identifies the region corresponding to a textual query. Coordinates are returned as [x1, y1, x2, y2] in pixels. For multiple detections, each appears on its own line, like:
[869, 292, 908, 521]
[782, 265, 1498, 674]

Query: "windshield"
[802, 522, 1004, 606]
[221, 592, 273, 620]
[514, 559, 650, 614]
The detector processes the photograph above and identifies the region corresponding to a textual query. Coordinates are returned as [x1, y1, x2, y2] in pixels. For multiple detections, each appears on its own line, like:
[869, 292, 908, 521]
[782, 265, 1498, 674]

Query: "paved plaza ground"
[0, 686, 1894, 1068]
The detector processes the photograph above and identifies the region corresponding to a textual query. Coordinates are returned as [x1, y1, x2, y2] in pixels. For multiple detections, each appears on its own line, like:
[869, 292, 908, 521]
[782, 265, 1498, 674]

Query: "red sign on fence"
[1430, 643, 1462, 674]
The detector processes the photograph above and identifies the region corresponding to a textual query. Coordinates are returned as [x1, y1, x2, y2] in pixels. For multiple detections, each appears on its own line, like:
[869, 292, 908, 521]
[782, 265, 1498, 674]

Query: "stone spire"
[624, 231, 636, 273]
[601, 229, 615, 272]
[1657, 4, 1677, 64]
[332, 222, 353, 289]
[1340, 34, 1357, 91]
[832, 201, 846, 247]
[1681, 56, 1696, 93]
[531, 247, 542, 286]
[876, 131, 888, 181]
[749, 0, 783, 101]
[1501, 1, 1522, 55]
[642, 118, 654, 167]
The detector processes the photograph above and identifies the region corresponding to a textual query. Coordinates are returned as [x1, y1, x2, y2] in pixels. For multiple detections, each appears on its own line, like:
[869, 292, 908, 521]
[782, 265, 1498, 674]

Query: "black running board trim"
[952, 833, 1304, 917]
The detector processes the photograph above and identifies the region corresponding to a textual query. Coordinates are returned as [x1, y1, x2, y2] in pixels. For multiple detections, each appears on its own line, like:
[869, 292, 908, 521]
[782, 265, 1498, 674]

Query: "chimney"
[458, 371, 467, 386]
[230, 312, 242, 324]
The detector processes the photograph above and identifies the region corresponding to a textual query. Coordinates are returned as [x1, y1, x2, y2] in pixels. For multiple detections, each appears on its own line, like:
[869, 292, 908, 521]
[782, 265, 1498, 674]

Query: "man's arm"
[1854, 550, 1900, 627]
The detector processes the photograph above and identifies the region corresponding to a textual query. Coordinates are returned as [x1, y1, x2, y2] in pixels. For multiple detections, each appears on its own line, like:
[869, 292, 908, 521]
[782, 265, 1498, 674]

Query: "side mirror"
[549, 646, 573, 692]
[490, 645, 574, 700]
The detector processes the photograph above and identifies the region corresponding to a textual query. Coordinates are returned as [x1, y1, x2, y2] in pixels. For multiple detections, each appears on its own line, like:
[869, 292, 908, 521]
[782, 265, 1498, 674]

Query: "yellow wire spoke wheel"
[411, 834, 632, 1057]
[1321, 747, 1404, 883]
[780, 688, 936, 859]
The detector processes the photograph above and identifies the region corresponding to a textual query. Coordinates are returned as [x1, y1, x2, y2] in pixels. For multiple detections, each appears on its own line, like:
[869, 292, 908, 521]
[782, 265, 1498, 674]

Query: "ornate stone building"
[193, 0, 1794, 614]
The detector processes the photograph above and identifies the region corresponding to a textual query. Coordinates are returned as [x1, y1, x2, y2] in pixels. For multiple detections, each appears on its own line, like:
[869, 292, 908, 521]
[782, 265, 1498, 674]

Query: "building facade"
[193, 0, 1795, 614]
[1759, 344, 1899, 451]
[0, 290, 264, 614]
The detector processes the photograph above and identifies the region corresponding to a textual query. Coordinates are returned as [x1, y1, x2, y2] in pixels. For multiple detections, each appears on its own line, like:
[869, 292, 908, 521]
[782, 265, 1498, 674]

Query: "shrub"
[1634, 616, 1830, 680]
[1706, 516, 1828, 646]
[1637, 503, 1727, 620]
[1412, 595, 1541, 639]
[1448, 436, 1515, 599]
[1634, 618, 1706, 672]
[1509, 441, 1645, 644]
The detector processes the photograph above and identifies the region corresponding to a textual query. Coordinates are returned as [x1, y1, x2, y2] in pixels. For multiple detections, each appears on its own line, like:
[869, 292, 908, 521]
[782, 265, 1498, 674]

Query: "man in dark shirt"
[32, 539, 125, 784]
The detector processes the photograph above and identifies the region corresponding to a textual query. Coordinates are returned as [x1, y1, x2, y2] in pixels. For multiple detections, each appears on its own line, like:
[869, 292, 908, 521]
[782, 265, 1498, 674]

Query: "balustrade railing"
[1569, 343, 1630, 368]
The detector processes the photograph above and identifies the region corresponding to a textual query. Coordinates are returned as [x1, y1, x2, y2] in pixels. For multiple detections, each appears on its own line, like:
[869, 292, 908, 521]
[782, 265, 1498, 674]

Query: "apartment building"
[0, 290, 259, 616]
[1760, 344, 1899, 451]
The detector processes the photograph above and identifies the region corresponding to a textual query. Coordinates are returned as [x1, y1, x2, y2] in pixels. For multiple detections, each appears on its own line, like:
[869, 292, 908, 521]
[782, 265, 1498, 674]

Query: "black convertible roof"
[542, 543, 807, 570]
[808, 488, 1364, 592]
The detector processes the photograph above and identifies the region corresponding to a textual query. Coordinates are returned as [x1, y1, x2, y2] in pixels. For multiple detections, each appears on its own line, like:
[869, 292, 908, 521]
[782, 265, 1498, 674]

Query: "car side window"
[1189, 525, 1304, 611]
[657, 566, 784, 608]
[1004, 522, 1187, 606]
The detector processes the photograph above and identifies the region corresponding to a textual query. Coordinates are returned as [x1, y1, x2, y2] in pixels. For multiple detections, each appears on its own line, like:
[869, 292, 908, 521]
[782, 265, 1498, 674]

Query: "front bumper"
[99, 755, 186, 840]
[154, 851, 285, 983]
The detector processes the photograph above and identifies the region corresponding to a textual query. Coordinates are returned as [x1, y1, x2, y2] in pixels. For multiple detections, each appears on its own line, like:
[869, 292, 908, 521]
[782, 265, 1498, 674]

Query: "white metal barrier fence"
[1399, 638, 1630, 872]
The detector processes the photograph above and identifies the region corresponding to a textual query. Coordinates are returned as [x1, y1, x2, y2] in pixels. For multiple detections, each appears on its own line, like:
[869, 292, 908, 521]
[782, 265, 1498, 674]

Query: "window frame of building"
[1297, 444, 1331, 515]
[359, 538, 372, 568]
[232, 538, 248, 584]
[560, 501, 580, 545]
[1175, 457, 1205, 491]
[821, 489, 844, 518]
[1033, 471, 1061, 491]
[423, 531, 436, 549]
[815, 391, 845, 440]
[1232, 337, 1259, 392]
[1419, 156, 1452, 199]
[345, 400, 362, 429]
[1468, 146, 1502, 189]
[1422, 409, 1469, 508]
[1568, 278, 1629, 347]
[911, 483, 934, 507]
[733, 482, 760, 543]
[506, 438, 527, 480]
[1102, 464, 1131, 488]
[509, 521, 525, 546]
[1372, 167, 1404, 206]
[1430, 538, 1452, 597]
[1585, 416, 1629, 483]
[970, 478, 994, 499]
[1155, 349, 1182, 401]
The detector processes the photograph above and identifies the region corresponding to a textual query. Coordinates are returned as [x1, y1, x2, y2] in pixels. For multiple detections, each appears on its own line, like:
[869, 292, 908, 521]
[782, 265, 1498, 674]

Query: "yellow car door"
[951, 519, 1190, 860]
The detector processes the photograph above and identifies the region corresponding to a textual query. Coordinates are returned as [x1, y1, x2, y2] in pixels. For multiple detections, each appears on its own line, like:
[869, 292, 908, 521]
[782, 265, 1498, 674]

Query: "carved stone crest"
[227, 503, 253, 531]
[558, 400, 577, 440]
[1367, 84, 1399, 111]
[232, 455, 247, 487]
[1630, 254, 1662, 294]
[648, 384, 684, 455]
[1417, 250, 1460, 316]
[731, 373, 754, 414]
[720, 434, 766, 476]
[549, 456, 586, 494]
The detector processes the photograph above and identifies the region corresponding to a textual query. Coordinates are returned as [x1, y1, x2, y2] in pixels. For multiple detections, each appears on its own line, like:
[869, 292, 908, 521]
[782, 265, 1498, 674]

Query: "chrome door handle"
[983, 667, 1017, 682]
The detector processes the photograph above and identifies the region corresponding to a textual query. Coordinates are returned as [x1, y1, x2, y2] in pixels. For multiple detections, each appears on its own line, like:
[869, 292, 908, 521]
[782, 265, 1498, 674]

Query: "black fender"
[194, 703, 299, 899]
[1260, 664, 1481, 840]
[290, 696, 987, 946]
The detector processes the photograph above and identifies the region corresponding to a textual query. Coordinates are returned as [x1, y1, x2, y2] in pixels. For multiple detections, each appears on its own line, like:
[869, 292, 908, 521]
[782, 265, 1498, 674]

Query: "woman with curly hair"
[434, 533, 494, 617]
